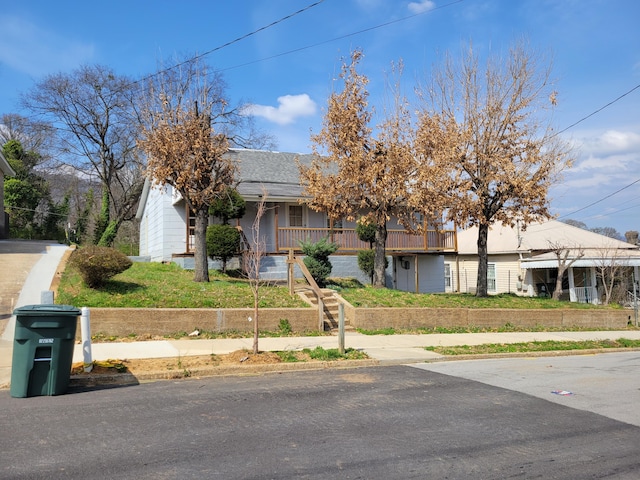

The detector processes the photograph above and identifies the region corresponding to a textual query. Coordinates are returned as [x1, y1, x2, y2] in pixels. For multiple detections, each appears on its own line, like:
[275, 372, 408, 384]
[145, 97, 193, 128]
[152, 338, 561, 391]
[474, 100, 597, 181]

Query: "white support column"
[568, 267, 577, 302]
[589, 268, 598, 304]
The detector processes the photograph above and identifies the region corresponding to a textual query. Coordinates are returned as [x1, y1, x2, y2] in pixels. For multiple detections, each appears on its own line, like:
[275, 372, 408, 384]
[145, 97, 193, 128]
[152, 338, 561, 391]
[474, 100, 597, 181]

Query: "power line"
[215, 0, 466, 74]
[133, 1, 326, 87]
[554, 83, 640, 136]
[557, 177, 640, 220]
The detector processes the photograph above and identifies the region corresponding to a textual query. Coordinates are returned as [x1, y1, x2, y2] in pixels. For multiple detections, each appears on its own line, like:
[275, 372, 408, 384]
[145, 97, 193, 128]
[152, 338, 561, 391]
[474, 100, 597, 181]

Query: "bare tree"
[0, 113, 56, 164]
[414, 41, 574, 297]
[548, 241, 584, 300]
[21, 65, 145, 246]
[594, 246, 629, 305]
[243, 192, 269, 354]
[300, 50, 421, 287]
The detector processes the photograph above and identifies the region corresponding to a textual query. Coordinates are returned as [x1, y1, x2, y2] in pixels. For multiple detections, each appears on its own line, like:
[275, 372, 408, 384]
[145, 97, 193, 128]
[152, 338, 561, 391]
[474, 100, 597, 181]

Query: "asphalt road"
[1, 356, 640, 479]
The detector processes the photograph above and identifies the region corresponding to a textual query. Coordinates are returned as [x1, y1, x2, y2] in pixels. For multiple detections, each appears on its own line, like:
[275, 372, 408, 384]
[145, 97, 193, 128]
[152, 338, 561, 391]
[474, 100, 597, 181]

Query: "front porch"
[275, 227, 457, 253]
[187, 225, 457, 255]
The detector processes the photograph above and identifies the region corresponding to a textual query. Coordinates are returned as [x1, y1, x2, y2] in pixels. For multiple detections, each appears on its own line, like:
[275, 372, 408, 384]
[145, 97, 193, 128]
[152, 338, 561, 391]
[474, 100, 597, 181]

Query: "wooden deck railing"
[277, 227, 456, 252]
[187, 227, 457, 254]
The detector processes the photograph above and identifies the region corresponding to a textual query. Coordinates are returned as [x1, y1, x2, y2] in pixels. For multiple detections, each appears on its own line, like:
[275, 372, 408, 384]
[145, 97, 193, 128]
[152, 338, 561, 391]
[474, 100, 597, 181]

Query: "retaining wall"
[349, 307, 632, 330]
[78, 306, 633, 339]
[80, 308, 318, 339]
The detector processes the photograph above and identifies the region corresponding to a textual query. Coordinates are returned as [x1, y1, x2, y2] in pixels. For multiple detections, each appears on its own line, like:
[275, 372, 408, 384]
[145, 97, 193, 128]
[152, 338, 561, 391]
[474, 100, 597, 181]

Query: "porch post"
[568, 267, 576, 302]
[589, 268, 598, 304]
[274, 204, 279, 252]
[185, 203, 191, 253]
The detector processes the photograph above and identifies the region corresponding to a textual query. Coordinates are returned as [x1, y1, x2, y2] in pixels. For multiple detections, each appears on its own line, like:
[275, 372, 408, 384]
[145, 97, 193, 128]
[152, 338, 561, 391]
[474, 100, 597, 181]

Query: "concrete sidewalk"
[73, 329, 640, 367]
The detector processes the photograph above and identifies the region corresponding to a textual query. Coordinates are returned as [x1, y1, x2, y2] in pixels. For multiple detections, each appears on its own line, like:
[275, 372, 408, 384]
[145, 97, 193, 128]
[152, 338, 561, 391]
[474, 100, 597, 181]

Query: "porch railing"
[573, 286, 598, 304]
[277, 227, 456, 252]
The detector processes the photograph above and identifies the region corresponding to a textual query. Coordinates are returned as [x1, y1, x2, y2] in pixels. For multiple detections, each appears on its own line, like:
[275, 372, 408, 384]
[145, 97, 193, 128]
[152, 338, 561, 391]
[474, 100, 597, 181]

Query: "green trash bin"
[10, 305, 81, 398]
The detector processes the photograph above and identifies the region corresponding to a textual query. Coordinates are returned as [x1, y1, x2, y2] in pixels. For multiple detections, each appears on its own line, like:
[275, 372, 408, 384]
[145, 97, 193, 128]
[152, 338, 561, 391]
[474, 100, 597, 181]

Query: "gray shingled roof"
[227, 148, 317, 200]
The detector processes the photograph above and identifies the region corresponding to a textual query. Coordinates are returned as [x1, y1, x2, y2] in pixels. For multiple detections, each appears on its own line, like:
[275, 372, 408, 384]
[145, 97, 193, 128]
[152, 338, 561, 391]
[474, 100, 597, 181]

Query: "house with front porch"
[444, 219, 640, 303]
[0, 151, 16, 239]
[136, 148, 457, 291]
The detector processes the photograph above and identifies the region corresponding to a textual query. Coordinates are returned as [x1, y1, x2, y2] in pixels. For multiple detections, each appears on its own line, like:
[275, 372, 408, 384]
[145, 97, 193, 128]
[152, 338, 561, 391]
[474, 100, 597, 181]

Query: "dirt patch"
[71, 349, 315, 377]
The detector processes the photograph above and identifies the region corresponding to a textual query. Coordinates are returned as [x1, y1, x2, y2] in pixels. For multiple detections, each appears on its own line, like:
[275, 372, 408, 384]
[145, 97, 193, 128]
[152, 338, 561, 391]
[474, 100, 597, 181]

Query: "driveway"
[0, 240, 56, 333]
[413, 350, 640, 427]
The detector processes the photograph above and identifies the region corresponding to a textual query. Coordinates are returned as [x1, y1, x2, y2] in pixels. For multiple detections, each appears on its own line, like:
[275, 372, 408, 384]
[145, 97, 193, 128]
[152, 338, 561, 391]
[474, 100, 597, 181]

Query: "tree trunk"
[94, 188, 110, 244]
[97, 219, 121, 247]
[373, 222, 387, 288]
[253, 297, 259, 354]
[476, 223, 489, 297]
[552, 267, 567, 300]
[193, 208, 210, 282]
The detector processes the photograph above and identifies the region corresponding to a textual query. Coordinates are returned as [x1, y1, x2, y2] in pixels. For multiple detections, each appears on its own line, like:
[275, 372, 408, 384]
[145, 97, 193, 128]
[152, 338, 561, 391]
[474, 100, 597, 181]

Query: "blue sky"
[0, 0, 639, 236]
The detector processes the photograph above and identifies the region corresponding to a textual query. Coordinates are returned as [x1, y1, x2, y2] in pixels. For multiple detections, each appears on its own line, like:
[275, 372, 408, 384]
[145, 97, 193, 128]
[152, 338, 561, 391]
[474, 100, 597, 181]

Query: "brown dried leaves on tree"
[415, 42, 574, 296]
[138, 60, 236, 282]
[299, 50, 428, 287]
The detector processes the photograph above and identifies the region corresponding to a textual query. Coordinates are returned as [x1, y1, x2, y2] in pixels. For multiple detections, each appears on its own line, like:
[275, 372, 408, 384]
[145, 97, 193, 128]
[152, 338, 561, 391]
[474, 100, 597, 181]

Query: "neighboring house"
[136, 148, 457, 291]
[0, 151, 16, 239]
[444, 219, 640, 304]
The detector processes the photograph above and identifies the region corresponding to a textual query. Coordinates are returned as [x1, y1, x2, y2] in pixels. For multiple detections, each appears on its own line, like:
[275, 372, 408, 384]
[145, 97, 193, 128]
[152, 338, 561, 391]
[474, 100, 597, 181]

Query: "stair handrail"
[286, 249, 325, 330]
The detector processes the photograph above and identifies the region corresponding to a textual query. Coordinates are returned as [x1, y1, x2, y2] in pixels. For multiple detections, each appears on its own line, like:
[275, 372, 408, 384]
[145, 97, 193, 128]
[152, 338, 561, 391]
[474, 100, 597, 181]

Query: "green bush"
[299, 237, 338, 288]
[357, 249, 388, 284]
[206, 224, 241, 272]
[209, 187, 246, 224]
[356, 218, 377, 246]
[357, 249, 375, 280]
[70, 246, 133, 288]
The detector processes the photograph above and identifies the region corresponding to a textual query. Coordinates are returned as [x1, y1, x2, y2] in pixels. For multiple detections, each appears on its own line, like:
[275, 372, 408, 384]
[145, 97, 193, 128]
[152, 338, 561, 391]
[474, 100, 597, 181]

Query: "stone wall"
[80, 308, 318, 339]
[77, 305, 633, 339]
[348, 308, 632, 330]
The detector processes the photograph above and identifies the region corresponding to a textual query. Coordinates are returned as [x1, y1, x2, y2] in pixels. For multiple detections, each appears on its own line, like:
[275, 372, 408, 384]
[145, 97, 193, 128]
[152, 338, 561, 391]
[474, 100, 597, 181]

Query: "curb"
[69, 358, 381, 388]
[422, 347, 640, 362]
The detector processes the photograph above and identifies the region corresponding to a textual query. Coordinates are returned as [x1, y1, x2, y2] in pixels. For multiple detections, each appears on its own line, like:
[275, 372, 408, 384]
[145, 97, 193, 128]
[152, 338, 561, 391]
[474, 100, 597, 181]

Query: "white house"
[136, 148, 457, 290]
[0, 151, 16, 239]
[444, 219, 640, 303]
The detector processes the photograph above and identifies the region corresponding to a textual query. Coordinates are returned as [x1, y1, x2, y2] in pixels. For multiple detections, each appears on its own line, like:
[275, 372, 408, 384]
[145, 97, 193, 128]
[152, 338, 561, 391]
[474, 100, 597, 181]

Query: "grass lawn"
[57, 262, 309, 309]
[330, 282, 617, 310]
[426, 338, 640, 355]
[57, 261, 624, 310]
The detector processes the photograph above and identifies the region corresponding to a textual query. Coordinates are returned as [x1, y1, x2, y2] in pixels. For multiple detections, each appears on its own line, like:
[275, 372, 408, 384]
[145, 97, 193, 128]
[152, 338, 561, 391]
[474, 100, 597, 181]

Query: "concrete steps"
[296, 288, 347, 330]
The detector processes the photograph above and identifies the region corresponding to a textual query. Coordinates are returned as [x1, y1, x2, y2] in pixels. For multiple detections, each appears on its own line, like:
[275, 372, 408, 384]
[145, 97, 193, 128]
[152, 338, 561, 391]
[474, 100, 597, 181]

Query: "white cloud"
[242, 94, 317, 126]
[0, 15, 94, 77]
[571, 153, 634, 174]
[408, 0, 435, 14]
[577, 129, 640, 156]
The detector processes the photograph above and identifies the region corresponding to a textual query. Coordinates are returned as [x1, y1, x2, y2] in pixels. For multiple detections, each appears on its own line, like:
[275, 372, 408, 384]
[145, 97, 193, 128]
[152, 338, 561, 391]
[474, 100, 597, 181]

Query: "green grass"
[56, 262, 309, 308]
[355, 323, 634, 336]
[339, 288, 616, 309]
[425, 338, 640, 355]
[57, 262, 623, 311]
[302, 346, 369, 361]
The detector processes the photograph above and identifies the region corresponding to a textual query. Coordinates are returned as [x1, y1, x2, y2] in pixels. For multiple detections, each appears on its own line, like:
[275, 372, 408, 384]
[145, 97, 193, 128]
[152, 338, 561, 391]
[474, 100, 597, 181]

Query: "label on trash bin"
[38, 338, 54, 344]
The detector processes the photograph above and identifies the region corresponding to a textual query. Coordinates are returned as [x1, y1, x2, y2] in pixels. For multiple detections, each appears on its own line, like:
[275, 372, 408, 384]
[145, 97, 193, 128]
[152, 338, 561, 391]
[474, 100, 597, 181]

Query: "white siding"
[140, 185, 188, 262]
[445, 253, 527, 296]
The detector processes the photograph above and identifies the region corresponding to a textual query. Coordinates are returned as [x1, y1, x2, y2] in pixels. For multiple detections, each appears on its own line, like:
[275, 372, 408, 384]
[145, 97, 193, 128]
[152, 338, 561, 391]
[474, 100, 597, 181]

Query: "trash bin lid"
[13, 304, 81, 316]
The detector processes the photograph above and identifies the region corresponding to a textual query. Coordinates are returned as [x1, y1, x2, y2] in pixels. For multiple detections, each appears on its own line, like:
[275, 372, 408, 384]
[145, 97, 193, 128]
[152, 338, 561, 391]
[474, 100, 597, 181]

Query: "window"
[487, 263, 496, 292]
[444, 263, 452, 289]
[289, 205, 303, 227]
